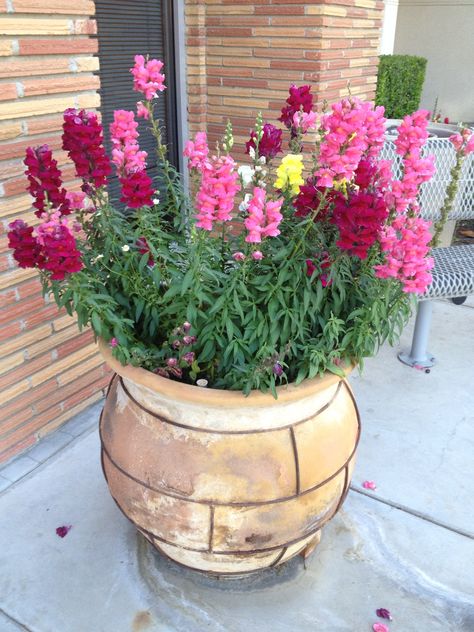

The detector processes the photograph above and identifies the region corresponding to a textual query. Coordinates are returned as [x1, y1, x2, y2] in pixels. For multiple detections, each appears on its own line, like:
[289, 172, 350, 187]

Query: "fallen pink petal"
[362, 480, 377, 490]
[56, 525, 72, 538]
[373, 623, 389, 632]
[376, 608, 393, 620]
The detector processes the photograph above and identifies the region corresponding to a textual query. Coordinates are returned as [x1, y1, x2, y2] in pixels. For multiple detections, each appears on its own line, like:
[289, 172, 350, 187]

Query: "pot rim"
[98, 339, 354, 408]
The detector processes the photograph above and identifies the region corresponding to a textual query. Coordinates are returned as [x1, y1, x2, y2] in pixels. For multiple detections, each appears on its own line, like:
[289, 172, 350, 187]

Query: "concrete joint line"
[0, 606, 32, 631]
[350, 486, 474, 540]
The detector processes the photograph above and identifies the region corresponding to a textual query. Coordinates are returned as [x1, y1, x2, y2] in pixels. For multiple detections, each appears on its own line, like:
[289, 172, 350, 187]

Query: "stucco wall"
[394, 0, 474, 123]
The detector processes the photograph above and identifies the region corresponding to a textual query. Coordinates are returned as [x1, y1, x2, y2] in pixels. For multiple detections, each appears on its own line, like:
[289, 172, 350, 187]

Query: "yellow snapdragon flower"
[275, 154, 304, 196]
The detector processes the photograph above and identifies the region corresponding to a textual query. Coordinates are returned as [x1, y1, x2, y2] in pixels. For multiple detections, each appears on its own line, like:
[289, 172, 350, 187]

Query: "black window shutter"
[94, 0, 178, 204]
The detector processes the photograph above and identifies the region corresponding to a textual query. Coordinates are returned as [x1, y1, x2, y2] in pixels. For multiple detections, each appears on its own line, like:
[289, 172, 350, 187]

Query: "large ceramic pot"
[99, 341, 360, 576]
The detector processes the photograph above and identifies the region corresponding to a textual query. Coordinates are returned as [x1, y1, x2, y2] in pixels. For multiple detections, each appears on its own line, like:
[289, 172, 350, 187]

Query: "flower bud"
[182, 321, 192, 332]
[166, 357, 178, 368]
[183, 351, 195, 365]
[273, 362, 283, 377]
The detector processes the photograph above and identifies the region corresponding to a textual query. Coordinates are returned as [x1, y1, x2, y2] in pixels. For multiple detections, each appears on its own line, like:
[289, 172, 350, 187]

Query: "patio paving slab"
[0, 297, 472, 631]
[0, 426, 473, 632]
[350, 298, 474, 536]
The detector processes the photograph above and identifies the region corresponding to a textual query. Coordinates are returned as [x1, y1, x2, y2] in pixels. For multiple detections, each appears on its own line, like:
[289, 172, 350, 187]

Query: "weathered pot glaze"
[99, 341, 360, 575]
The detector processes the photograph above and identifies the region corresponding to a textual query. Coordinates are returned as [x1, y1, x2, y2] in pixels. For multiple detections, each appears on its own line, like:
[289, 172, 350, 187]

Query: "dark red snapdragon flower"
[332, 191, 388, 259]
[279, 84, 313, 135]
[37, 222, 83, 280]
[24, 146, 71, 217]
[137, 236, 155, 266]
[306, 252, 332, 287]
[119, 171, 154, 208]
[354, 159, 378, 189]
[293, 177, 330, 219]
[62, 109, 112, 190]
[245, 123, 283, 160]
[7, 219, 44, 269]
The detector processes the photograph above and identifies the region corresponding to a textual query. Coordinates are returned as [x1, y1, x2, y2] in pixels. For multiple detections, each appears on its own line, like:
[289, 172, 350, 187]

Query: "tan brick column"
[0, 1, 111, 465]
[185, 0, 384, 157]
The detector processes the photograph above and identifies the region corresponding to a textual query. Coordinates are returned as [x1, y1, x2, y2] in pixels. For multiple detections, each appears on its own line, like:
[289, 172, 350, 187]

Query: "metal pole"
[398, 300, 436, 369]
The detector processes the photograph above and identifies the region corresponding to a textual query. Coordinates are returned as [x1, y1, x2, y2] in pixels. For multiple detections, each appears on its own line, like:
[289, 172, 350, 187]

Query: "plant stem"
[291, 191, 328, 258]
[147, 102, 181, 215]
[430, 151, 465, 248]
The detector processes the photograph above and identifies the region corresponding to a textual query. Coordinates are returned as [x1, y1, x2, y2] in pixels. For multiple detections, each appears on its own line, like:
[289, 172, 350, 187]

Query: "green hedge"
[375, 55, 427, 119]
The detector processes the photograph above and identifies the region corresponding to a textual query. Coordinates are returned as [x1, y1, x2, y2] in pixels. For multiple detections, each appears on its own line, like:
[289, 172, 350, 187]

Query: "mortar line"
[350, 486, 474, 540]
[0, 606, 32, 631]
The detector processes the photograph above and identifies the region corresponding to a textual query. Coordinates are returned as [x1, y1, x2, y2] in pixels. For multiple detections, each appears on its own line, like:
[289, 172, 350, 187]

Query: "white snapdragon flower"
[239, 193, 252, 212]
[122, 245, 130, 252]
[238, 165, 254, 188]
[248, 146, 256, 160]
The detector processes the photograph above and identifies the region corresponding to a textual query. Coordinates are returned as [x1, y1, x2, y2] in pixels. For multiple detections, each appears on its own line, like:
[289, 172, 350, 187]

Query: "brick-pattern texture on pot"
[0, 2, 110, 465]
[185, 0, 384, 158]
[98, 340, 360, 575]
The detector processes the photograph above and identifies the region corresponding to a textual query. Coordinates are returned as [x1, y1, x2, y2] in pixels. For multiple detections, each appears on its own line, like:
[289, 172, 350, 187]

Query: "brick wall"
[185, 0, 384, 155]
[0, 1, 111, 465]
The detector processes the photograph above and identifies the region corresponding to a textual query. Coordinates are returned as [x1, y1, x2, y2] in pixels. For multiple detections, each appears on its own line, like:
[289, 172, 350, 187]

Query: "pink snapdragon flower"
[110, 110, 148, 175]
[386, 110, 435, 214]
[110, 110, 153, 207]
[195, 155, 240, 230]
[131, 55, 166, 101]
[244, 187, 283, 243]
[65, 191, 86, 210]
[315, 98, 386, 188]
[183, 131, 209, 170]
[394, 110, 430, 156]
[449, 128, 474, 155]
[292, 110, 318, 134]
[136, 101, 149, 119]
[375, 215, 434, 293]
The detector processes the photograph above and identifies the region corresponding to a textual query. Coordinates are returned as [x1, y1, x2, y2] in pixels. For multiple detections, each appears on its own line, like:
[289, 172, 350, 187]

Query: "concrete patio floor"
[0, 298, 473, 632]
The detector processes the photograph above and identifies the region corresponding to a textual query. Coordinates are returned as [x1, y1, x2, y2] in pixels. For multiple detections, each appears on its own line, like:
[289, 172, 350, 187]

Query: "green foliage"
[375, 55, 427, 119]
[39, 101, 417, 397]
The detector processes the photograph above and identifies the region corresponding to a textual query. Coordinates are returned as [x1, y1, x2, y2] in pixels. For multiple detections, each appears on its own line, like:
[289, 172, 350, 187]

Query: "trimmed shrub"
[376, 55, 427, 119]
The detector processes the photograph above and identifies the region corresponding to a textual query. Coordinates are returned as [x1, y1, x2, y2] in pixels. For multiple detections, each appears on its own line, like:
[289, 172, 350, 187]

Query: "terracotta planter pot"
[99, 341, 360, 576]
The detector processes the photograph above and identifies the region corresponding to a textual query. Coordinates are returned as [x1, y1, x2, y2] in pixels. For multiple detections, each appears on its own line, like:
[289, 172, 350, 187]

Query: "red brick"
[20, 305, 61, 331]
[0, 320, 22, 342]
[0, 405, 62, 455]
[34, 366, 104, 414]
[0, 352, 52, 391]
[19, 38, 98, 56]
[0, 83, 18, 101]
[1, 135, 61, 161]
[12, 0, 95, 14]
[22, 75, 100, 98]
[0, 379, 57, 421]
[0, 294, 47, 326]
[0, 287, 17, 309]
[55, 330, 94, 359]
[0, 435, 36, 466]
[16, 278, 43, 301]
